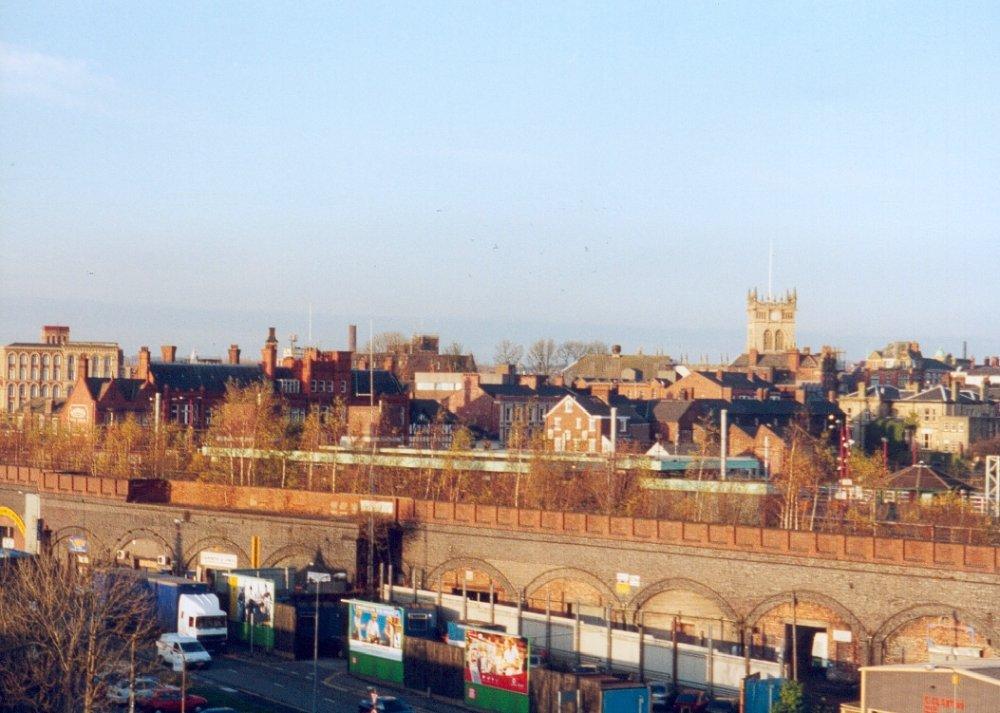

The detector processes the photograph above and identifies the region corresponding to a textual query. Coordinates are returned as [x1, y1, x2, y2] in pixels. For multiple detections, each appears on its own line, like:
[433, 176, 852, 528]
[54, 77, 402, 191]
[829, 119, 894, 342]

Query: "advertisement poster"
[464, 628, 528, 695]
[349, 601, 404, 662]
[228, 575, 275, 628]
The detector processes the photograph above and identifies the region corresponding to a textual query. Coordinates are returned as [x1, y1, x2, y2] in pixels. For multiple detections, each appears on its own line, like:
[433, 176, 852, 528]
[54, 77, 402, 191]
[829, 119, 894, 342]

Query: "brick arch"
[261, 542, 327, 568]
[51, 525, 109, 559]
[870, 603, 999, 664]
[745, 589, 868, 640]
[113, 527, 174, 558]
[182, 536, 250, 570]
[524, 567, 620, 607]
[628, 577, 738, 622]
[424, 557, 518, 600]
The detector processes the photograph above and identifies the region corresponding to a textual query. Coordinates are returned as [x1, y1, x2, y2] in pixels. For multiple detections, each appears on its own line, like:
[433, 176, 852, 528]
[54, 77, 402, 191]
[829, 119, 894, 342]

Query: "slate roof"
[350, 369, 406, 397]
[563, 354, 676, 381]
[651, 399, 699, 423]
[899, 385, 983, 404]
[479, 383, 574, 400]
[695, 370, 768, 389]
[887, 464, 970, 492]
[730, 352, 822, 369]
[410, 399, 458, 425]
[148, 363, 264, 392]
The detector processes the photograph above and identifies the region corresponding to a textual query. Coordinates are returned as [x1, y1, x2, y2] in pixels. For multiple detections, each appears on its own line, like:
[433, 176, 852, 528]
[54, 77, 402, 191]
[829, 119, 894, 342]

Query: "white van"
[156, 633, 212, 672]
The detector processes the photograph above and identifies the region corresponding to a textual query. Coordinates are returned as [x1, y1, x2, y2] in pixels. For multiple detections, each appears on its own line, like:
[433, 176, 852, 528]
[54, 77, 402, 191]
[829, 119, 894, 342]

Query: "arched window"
[53, 385, 61, 399]
[54, 354, 61, 367]
[42, 354, 50, 367]
[18, 366, 26, 380]
[6, 385, 13, 399]
[18, 384, 26, 399]
[19, 353, 27, 366]
[6, 354, 13, 367]
[31, 353, 39, 366]
[103, 356, 111, 376]
[92, 354, 100, 377]
[763, 329, 773, 351]
[775, 330, 785, 351]
[42, 385, 49, 398]
[30, 384, 39, 398]
[67, 355, 76, 380]
[31, 364, 39, 380]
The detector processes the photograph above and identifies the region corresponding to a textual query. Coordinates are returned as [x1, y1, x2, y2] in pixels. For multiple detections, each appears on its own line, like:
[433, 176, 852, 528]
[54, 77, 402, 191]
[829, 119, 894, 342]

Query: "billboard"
[464, 627, 529, 713]
[349, 601, 404, 661]
[347, 600, 405, 684]
[228, 575, 275, 627]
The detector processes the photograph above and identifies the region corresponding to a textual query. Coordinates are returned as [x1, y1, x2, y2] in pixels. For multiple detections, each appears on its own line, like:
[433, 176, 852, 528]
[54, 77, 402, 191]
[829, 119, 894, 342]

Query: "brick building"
[1, 325, 122, 414]
[60, 356, 152, 427]
[662, 369, 770, 401]
[544, 394, 649, 453]
[354, 333, 476, 385]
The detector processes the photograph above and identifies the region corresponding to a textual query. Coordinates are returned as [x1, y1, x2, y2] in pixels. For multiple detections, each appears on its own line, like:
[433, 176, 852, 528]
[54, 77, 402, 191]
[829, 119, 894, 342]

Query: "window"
[6, 354, 13, 367]
[67, 356, 76, 381]
[564, 400, 573, 413]
[42, 385, 49, 398]
[53, 386, 61, 399]
[31, 353, 39, 366]
[30, 384, 38, 398]
[103, 356, 111, 375]
[575, 417, 582, 429]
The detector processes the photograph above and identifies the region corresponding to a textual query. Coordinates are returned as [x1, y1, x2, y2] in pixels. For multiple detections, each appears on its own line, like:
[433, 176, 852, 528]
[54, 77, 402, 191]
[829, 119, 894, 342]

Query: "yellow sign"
[0, 507, 26, 536]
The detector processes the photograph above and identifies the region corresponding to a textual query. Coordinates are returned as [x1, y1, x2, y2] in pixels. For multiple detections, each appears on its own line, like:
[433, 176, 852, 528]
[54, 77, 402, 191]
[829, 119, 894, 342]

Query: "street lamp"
[307, 569, 332, 713]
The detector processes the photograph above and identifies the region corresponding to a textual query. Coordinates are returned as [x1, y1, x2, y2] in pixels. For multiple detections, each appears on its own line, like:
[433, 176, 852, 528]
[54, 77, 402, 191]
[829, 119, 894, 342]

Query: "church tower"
[746, 288, 797, 354]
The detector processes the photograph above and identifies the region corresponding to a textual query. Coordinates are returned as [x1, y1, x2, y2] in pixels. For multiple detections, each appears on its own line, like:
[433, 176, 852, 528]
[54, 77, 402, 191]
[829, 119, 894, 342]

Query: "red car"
[139, 687, 208, 713]
[671, 689, 709, 713]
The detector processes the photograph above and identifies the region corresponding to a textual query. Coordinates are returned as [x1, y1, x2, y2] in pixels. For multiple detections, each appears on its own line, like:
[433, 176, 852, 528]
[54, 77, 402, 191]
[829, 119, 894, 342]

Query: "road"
[192, 652, 471, 713]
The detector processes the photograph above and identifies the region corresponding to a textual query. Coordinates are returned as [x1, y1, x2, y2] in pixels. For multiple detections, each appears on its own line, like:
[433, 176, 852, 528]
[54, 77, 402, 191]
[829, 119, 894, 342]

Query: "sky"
[2, 2, 999, 364]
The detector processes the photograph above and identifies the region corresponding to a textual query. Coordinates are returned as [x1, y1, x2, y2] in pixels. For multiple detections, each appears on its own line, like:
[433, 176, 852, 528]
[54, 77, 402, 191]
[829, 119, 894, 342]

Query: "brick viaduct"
[0, 465, 997, 667]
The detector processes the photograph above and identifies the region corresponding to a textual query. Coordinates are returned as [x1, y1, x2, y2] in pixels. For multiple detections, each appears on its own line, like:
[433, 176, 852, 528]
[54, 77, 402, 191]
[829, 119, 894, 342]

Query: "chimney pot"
[228, 344, 241, 365]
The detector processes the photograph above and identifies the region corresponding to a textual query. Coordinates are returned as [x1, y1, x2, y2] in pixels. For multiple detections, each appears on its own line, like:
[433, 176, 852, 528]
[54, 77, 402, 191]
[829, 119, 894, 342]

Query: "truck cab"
[177, 593, 228, 652]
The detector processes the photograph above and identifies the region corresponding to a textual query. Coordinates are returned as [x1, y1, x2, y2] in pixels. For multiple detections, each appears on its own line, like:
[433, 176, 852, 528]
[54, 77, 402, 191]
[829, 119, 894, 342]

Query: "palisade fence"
[384, 585, 782, 695]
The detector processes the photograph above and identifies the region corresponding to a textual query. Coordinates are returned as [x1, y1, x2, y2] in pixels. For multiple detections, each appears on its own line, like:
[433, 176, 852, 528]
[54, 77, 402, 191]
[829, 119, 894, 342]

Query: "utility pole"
[367, 320, 375, 597]
[308, 571, 331, 713]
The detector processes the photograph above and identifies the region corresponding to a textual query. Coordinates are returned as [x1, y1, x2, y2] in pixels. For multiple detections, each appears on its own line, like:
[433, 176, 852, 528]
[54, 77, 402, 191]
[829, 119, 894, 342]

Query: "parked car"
[106, 676, 164, 705]
[199, 709, 239, 713]
[357, 696, 414, 713]
[571, 663, 604, 675]
[649, 681, 675, 710]
[672, 689, 709, 713]
[139, 687, 208, 713]
[156, 633, 212, 671]
[706, 698, 738, 713]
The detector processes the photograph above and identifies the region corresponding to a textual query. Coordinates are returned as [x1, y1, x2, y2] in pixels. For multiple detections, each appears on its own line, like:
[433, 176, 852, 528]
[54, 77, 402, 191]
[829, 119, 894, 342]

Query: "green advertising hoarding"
[347, 600, 405, 684]
[227, 574, 276, 650]
[464, 626, 530, 713]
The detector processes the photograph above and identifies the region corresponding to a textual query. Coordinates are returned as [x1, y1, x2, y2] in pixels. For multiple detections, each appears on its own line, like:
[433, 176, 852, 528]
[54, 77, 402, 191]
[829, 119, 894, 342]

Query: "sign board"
[464, 627, 529, 713]
[1, 537, 14, 549]
[66, 536, 88, 554]
[349, 601, 404, 661]
[832, 629, 853, 643]
[228, 575, 275, 628]
[199, 551, 238, 570]
[347, 600, 405, 684]
[307, 571, 332, 584]
[359, 499, 395, 515]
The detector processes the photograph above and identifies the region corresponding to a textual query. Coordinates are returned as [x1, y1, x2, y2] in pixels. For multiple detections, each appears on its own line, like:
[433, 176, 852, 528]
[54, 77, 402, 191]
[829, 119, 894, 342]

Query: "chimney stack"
[262, 327, 278, 378]
[79, 355, 90, 380]
[160, 345, 176, 363]
[228, 344, 241, 365]
[950, 378, 959, 402]
[857, 380, 866, 397]
[980, 378, 988, 402]
[137, 347, 151, 380]
[348, 324, 358, 353]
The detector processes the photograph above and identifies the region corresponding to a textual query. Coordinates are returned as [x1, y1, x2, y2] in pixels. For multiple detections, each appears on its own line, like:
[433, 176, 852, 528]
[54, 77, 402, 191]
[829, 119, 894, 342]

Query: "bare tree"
[0, 555, 158, 713]
[442, 341, 465, 356]
[525, 338, 561, 375]
[493, 340, 524, 367]
[363, 331, 408, 354]
[557, 340, 609, 365]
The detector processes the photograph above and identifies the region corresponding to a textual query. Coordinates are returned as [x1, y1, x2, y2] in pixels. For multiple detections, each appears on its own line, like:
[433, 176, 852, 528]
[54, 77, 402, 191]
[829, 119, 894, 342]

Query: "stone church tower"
[746, 288, 797, 353]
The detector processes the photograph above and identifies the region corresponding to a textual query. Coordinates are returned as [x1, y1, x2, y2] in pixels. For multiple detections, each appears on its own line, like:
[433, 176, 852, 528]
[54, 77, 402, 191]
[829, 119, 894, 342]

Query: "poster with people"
[464, 628, 528, 695]
[348, 601, 404, 662]
[228, 575, 275, 628]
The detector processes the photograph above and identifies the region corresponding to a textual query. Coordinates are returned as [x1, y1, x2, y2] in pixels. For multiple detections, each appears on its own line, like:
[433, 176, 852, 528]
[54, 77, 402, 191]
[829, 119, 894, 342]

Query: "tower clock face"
[770, 309, 782, 320]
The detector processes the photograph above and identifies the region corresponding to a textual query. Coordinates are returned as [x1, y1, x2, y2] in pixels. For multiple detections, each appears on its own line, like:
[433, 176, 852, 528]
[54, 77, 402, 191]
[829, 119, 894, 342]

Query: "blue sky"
[2, 2, 999, 363]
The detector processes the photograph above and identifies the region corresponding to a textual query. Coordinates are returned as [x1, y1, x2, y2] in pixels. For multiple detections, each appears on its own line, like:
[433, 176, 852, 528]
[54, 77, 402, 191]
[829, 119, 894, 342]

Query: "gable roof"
[694, 370, 767, 389]
[148, 362, 264, 392]
[479, 383, 574, 400]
